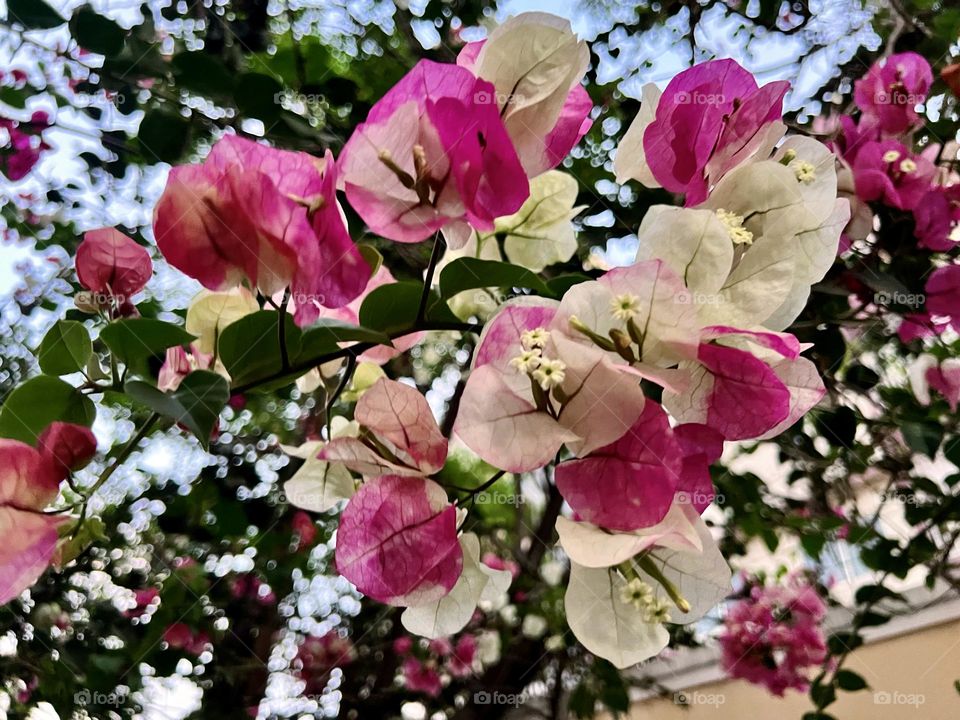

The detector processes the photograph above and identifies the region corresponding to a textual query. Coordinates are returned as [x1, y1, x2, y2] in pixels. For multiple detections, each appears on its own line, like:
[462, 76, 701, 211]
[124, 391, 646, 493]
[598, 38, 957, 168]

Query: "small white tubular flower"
[619, 578, 654, 610]
[899, 158, 917, 173]
[642, 599, 672, 624]
[532, 357, 566, 390]
[509, 349, 542, 373]
[715, 208, 754, 245]
[790, 160, 817, 184]
[882, 149, 901, 163]
[521, 327, 550, 350]
[610, 293, 641, 322]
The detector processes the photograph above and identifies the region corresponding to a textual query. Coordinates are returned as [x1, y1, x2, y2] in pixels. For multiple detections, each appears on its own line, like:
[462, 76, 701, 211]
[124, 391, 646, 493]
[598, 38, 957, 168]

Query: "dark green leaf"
[858, 611, 890, 628]
[172, 52, 236, 98]
[0, 86, 27, 109]
[827, 631, 863, 655]
[138, 109, 190, 163]
[836, 669, 868, 691]
[0, 376, 96, 443]
[125, 370, 229, 449]
[70, 6, 125, 57]
[38, 320, 93, 375]
[547, 273, 591, 297]
[218, 311, 302, 388]
[235, 72, 283, 121]
[901, 420, 943, 457]
[6, 0, 65, 29]
[359, 281, 459, 333]
[439, 257, 553, 299]
[810, 680, 836, 708]
[298, 319, 392, 361]
[100, 318, 194, 368]
[854, 583, 903, 605]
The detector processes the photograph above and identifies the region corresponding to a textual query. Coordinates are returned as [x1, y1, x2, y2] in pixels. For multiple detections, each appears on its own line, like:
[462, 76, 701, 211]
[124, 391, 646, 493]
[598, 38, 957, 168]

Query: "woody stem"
[417, 231, 445, 324]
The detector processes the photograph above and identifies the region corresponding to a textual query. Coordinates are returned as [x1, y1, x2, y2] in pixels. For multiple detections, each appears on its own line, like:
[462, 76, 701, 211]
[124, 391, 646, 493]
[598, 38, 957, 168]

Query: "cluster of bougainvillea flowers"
[718, 574, 828, 696]
[828, 52, 960, 343]
[149, 12, 591, 325]
[4, 11, 852, 674]
[394, 633, 481, 697]
[295, 632, 357, 696]
[280, 45, 838, 665]
[0, 422, 97, 604]
[0, 110, 50, 181]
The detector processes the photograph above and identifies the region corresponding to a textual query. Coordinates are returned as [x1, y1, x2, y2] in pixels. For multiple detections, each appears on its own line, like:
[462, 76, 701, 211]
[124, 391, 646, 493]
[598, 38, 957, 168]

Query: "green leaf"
[218, 311, 302, 388]
[359, 281, 459, 334]
[547, 273, 591, 298]
[810, 680, 837, 709]
[901, 420, 943, 458]
[38, 320, 93, 376]
[235, 72, 283, 121]
[298, 319, 392, 361]
[854, 583, 903, 605]
[56, 516, 108, 566]
[125, 371, 229, 449]
[836, 669, 868, 691]
[6, 0, 65, 29]
[0, 376, 96, 443]
[858, 611, 890, 628]
[801, 532, 826, 559]
[172, 52, 236, 98]
[0, 86, 27, 109]
[69, 5, 125, 56]
[827, 631, 863, 655]
[138, 109, 190, 163]
[439, 258, 552, 299]
[100, 318, 194, 369]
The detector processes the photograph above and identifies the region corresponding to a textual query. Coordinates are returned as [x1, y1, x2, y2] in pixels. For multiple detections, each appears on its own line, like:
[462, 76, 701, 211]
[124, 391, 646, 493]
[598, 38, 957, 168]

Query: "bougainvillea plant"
[1, 0, 959, 718]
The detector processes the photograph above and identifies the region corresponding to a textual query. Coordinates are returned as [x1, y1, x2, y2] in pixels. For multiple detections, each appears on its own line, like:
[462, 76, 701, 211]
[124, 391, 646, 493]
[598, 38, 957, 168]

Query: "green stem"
[325, 354, 357, 438]
[635, 555, 691, 614]
[278, 291, 291, 372]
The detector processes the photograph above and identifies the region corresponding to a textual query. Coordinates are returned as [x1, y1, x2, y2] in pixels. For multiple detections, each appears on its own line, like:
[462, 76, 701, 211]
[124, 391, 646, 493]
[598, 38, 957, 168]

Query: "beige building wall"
[623, 618, 960, 720]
